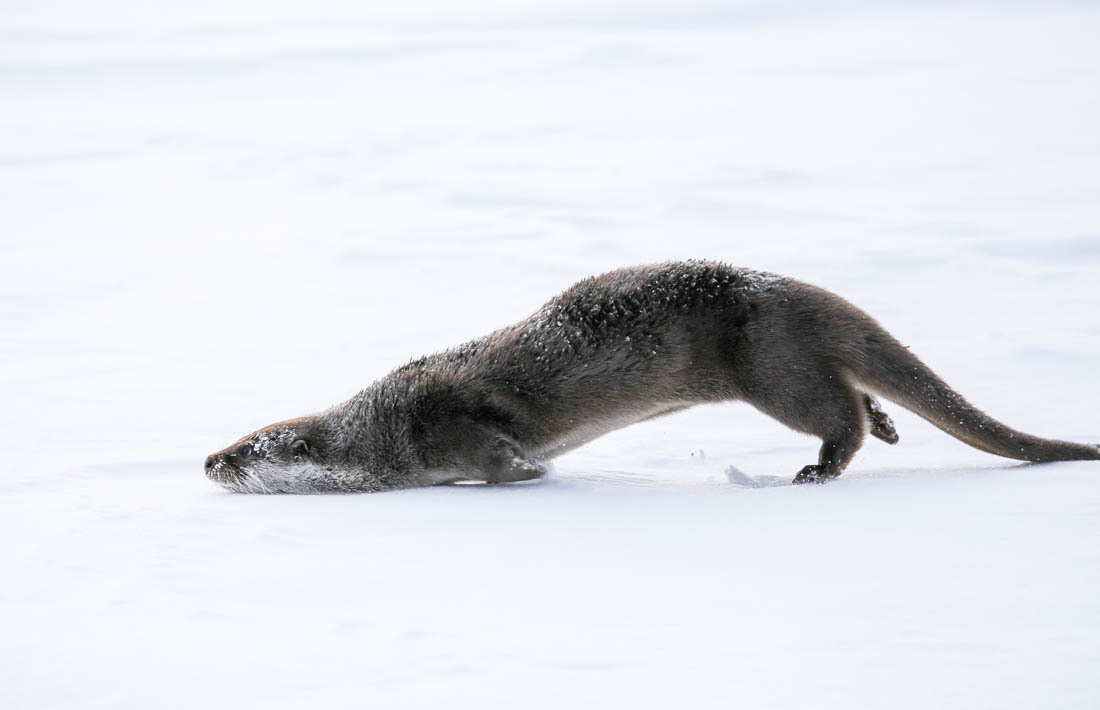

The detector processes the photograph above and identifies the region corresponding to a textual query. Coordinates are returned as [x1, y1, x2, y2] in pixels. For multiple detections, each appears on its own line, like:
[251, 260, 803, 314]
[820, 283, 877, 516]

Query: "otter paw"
[792, 465, 839, 485]
[485, 457, 550, 483]
[512, 457, 548, 475]
[870, 415, 900, 445]
[865, 396, 900, 445]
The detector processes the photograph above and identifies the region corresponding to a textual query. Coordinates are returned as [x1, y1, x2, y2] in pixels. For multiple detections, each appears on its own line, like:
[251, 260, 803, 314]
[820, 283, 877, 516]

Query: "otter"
[204, 261, 1099, 493]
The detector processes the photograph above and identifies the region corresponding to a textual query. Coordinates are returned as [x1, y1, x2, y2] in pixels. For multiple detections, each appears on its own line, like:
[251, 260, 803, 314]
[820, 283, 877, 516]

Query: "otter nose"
[204, 455, 217, 472]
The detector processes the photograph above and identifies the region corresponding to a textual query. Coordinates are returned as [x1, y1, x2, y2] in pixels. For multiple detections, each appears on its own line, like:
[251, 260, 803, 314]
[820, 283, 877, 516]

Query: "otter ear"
[291, 439, 310, 459]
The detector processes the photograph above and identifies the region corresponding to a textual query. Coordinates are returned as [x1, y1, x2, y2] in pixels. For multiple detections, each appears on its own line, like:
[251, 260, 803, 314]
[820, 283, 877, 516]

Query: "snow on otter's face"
[204, 425, 328, 494]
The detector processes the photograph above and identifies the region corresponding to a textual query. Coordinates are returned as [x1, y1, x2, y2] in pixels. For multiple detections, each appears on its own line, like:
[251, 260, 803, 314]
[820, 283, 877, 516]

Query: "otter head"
[204, 417, 330, 493]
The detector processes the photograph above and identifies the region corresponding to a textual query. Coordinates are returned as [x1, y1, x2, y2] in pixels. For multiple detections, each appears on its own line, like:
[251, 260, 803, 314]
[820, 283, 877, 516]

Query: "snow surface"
[3, 2, 1100, 708]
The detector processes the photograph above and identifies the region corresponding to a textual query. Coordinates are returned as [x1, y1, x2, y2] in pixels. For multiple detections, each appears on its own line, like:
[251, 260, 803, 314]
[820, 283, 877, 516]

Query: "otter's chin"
[208, 469, 277, 494]
[247, 461, 338, 494]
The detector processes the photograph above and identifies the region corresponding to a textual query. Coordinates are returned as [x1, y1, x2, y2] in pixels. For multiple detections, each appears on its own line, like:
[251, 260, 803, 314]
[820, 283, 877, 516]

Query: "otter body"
[205, 261, 1099, 493]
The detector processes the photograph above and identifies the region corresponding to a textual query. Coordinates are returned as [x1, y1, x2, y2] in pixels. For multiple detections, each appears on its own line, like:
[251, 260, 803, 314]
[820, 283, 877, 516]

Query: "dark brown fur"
[205, 261, 1099, 493]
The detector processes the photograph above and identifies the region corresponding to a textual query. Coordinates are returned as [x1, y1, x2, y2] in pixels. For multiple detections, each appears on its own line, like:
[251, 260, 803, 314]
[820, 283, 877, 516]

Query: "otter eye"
[240, 443, 254, 458]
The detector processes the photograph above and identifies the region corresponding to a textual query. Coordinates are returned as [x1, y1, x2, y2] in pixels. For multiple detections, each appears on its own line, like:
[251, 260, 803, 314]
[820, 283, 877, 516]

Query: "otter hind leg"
[864, 393, 900, 445]
[792, 425, 867, 485]
[742, 373, 868, 485]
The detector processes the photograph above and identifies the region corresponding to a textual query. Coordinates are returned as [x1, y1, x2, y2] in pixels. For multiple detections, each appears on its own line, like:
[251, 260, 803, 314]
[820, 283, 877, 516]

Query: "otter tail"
[842, 326, 1100, 462]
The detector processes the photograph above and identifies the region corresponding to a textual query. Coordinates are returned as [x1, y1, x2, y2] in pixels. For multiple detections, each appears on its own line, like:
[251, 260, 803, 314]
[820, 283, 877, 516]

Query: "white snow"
[2, 2, 1099, 708]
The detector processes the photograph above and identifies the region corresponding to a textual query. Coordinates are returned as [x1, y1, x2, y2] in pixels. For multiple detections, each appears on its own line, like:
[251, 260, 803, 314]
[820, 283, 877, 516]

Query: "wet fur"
[206, 260, 1099, 493]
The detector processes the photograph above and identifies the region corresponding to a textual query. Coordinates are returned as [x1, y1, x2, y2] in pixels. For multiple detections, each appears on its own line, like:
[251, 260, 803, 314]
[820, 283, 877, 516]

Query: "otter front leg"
[486, 456, 550, 484]
[477, 437, 549, 484]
